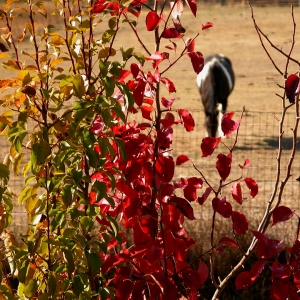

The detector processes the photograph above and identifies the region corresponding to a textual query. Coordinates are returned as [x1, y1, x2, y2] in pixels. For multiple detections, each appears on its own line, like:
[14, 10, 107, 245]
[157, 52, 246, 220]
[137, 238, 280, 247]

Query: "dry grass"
[1, 4, 300, 295]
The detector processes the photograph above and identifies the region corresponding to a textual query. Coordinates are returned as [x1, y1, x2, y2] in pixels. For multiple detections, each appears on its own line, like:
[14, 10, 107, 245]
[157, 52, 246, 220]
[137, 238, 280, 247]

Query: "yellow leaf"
[98, 47, 116, 58]
[0, 116, 12, 126]
[2, 59, 20, 71]
[49, 35, 66, 47]
[0, 53, 10, 58]
[0, 79, 14, 88]
[13, 152, 24, 175]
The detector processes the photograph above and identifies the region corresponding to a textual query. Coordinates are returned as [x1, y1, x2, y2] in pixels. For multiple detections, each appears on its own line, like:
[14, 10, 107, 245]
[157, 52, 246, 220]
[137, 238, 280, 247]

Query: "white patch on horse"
[196, 61, 213, 86]
[217, 103, 224, 138]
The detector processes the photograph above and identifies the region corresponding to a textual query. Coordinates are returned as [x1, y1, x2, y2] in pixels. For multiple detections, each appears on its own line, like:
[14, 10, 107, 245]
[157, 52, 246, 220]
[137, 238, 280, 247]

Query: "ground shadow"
[263, 137, 300, 150]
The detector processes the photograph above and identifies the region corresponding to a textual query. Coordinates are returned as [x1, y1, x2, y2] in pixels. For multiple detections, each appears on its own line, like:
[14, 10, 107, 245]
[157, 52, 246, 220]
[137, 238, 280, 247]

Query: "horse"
[196, 54, 235, 137]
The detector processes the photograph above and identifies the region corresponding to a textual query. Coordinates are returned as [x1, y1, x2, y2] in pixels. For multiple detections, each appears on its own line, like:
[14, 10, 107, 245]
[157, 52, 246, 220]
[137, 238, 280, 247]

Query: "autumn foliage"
[0, 0, 298, 299]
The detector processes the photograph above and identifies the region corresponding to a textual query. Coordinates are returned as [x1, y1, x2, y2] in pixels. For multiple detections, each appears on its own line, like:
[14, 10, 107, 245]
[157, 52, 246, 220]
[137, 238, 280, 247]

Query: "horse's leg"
[205, 110, 218, 137]
[218, 98, 228, 137]
[217, 103, 223, 137]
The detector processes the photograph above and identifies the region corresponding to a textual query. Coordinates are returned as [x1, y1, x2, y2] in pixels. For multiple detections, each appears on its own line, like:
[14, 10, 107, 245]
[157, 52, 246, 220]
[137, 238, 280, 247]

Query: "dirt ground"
[1, 3, 300, 244]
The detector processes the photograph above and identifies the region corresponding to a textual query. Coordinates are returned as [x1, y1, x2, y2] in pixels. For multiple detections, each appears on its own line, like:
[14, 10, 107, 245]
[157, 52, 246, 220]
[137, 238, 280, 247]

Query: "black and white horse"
[196, 54, 235, 137]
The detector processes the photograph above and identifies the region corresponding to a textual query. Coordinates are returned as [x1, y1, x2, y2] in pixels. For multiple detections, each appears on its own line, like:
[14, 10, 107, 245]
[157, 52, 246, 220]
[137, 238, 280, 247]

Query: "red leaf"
[238, 158, 250, 169]
[146, 51, 165, 61]
[270, 279, 289, 300]
[235, 260, 265, 290]
[231, 182, 242, 205]
[202, 21, 214, 30]
[185, 0, 197, 17]
[272, 206, 294, 226]
[216, 153, 232, 181]
[285, 73, 300, 103]
[158, 127, 173, 149]
[212, 197, 232, 218]
[92, 0, 107, 13]
[198, 261, 209, 286]
[155, 154, 175, 182]
[182, 268, 201, 289]
[221, 112, 241, 137]
[140, 104, 153, 120]
[116, 279, 133, 300]
[146, 11, 162, 31]
[201, 137, 221, 157]
[159, 112, 181, 128]
[161, 96, 175, 109]
[185, 38, 195, 55]
[161, 77, 176, 93]
[197, 187, 212, 205]
[91, 116, 104, 135]
[270, 260, 291, 279]
[252, 230, 284, 259]
[176, 155, 190, 165]
[219, 236, 238, 248]
[130, 63, 139, 78]
[231, 211, 248, 234]
[161, 28, 184, 39]
[177, 109, 195, 132]
[183, 177, 203, 201]
[165, 40, 177, 51]
[244, 177, 258, 198]
[170, 0, 183, 18]
[189, 51, 204, 74]
[133, 79, 146, 106]
[169, 196, 196, 220]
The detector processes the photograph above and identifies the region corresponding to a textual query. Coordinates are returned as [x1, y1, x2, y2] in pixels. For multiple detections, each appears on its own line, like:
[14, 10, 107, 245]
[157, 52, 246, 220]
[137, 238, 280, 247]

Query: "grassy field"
[0, 3, 299, 298]
[2, 0, 300, 255]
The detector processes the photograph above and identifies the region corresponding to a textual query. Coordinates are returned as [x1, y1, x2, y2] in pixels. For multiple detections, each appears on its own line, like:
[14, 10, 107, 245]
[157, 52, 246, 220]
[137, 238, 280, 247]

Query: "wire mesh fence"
[171, 109, 300, 244]
[4, 109, 300, 243]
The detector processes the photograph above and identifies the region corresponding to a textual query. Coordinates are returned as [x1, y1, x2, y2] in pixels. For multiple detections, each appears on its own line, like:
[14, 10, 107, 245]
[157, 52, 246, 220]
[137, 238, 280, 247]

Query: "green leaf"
[18, 186, 33, 205]
[80, 216, 92, 231]
[133, 51, 145, 64]
[99, 287, 111, 300]
[49, 174, 67, 193]
[121, 47, 135, 61]
[93, 181, 107, 202]
[116, 83, 134, 109]
[0, 163, 9, 181]
[103, 76, 115, 97]
[109, 61, 121, 78]
[13, 152, 24, 175]
[102, 29, 116, 43]
[48, 273, 56, 296]
[73, 275, 84, 295]
[62, 249, 75, 276]
[115, 138, 128, 160]
[108, 17, 117, 30]
[38, 293, 50, 300]
[73, 74, 86, 98]
[78, 20, 90, 31]
[101, 109, 113, 127]
[24, 279, 38, 298]
[87, 252, 101, 275]
[98, 59, 108, 77]
[107, 215, 119, 237]
[111, 105, 126, 123]
[18, 261, 29, 284]
[31, 143, 49, 165]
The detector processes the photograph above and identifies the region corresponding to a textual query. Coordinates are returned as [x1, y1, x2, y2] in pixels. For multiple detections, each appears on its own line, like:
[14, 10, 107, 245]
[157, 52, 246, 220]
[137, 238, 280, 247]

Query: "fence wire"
[4, 109, 300, 243]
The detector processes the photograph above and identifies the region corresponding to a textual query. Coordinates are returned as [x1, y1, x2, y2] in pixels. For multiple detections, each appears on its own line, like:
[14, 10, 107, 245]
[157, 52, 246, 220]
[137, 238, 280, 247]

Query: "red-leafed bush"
[0, 1, 299, 299]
